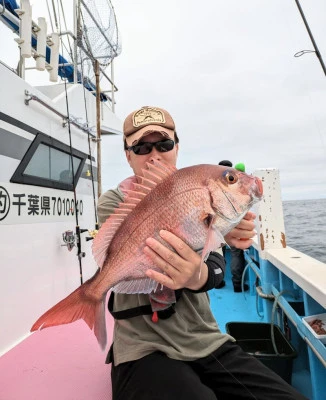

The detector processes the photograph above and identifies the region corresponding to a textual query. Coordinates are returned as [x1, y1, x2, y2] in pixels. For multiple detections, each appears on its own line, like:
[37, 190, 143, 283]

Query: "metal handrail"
[0, 59, 18, 74]
[24, 90, 95, 137]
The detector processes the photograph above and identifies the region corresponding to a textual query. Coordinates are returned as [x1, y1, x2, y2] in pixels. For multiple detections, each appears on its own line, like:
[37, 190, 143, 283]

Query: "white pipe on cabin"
[36, 17, 47, 71]
[49, 32, 59, 82]
[17, 0, 32, 58]
[253, 168, 287, 260]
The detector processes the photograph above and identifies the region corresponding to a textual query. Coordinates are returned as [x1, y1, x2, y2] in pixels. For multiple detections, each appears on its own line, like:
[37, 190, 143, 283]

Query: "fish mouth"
[254, 177, 263, 198]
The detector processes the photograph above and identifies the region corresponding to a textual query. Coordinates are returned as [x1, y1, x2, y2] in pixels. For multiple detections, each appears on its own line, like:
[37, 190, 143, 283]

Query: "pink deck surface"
[0, 317, 114, 400]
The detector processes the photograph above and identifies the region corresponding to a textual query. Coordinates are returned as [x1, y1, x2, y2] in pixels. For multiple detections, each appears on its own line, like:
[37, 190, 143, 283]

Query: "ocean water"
[282, 198, 326, 264]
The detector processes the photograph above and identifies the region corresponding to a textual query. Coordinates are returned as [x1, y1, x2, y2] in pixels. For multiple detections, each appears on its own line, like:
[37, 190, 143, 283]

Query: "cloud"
[3, 0, 324, 201]
[107, 0, 326, 200]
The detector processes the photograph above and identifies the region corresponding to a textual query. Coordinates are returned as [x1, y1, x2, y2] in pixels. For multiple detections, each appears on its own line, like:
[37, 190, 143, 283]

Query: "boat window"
[10, 133, 87, 191]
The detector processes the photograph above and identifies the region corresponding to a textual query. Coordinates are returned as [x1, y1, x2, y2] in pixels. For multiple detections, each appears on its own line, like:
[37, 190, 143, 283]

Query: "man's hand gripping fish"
[31, 161, 263, 349]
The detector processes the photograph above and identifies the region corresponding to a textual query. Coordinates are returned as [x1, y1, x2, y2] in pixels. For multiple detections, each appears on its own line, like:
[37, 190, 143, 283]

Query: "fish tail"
[31, 272, 108, 350]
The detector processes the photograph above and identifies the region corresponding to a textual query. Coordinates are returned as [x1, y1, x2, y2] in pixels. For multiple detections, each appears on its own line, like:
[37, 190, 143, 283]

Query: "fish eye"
[223, 170, 238, 184]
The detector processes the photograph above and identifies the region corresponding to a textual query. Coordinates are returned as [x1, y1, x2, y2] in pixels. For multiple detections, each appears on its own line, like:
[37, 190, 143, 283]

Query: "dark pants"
[221, 246, 246, 287]
[111, 340, 307, 400]
[230, 246, 246, 285]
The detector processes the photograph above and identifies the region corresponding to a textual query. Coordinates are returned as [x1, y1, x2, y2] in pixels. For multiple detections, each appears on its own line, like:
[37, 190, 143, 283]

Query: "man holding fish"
[97, 106, 307, 400]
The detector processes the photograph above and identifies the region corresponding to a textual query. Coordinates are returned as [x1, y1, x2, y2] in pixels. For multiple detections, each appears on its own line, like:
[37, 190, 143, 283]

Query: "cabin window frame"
[10, 133, 87, 191]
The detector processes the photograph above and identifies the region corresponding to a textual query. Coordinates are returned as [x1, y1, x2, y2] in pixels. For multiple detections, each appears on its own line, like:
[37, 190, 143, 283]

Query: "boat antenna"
[294, 0, 326, 77]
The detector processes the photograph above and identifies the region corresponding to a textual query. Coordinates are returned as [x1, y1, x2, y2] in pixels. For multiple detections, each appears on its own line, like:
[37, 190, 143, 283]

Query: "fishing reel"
[77, 227, 98, 242]
[61, 226, 98, 254]
[86, 229, 98, 241]
[61, 230, 76, 251]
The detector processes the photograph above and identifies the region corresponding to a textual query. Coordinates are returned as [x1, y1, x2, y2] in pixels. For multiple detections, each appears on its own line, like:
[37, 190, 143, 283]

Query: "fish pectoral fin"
[201, 220, 225, 266]
[149, 288, 176, 312]
[112, 277, 158, 294]
[150, 287, 176, 304]
[200, 211, 215, 228]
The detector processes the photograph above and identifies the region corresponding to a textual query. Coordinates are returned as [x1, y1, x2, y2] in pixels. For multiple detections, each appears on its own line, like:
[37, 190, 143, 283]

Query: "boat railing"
[24, 89, 96, 138]
[247, 168, 326, 398]
[0, 58, 18, 74]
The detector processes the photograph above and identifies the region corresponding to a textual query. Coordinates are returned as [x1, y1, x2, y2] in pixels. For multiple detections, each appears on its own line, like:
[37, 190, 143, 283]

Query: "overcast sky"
[2, 0, 326, 200]
[103, 0, 326, 201]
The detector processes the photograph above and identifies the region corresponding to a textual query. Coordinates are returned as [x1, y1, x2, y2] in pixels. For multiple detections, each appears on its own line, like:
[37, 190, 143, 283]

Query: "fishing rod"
[294, 0, 326, 77]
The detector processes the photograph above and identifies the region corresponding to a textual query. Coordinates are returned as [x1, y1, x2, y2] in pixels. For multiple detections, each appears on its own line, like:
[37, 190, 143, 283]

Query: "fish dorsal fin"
[143, 160, 177, 181]
[92, 161, 177, 270]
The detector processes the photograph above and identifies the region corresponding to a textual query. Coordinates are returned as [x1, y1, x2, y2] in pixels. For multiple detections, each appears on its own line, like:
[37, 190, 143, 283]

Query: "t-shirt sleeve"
[98, 188, 124, 225]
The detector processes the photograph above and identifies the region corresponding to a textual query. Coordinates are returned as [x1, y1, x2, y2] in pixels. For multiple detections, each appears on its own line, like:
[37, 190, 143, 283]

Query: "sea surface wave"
[283, 198, 326, 264]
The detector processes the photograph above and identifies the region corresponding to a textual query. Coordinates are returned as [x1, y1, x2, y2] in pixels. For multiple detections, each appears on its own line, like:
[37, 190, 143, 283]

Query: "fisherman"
[98, 106, 307, 400]
[218, 160, 250, 293]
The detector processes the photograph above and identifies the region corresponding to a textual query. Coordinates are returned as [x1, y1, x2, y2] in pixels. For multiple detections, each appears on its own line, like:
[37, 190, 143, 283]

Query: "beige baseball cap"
[123, 106, 176, 147]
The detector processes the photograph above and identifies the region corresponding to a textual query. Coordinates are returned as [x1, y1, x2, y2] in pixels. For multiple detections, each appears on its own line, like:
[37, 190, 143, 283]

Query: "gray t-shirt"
[98, 186, 234, 366]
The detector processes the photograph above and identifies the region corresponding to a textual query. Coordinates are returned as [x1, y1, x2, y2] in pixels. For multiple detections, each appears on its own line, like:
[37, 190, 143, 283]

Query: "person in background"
[98, 106, 307, 400]
[218, 160, 249, 292]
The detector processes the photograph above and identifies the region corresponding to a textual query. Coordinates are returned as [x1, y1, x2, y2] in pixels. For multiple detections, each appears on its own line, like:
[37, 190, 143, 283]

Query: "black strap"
[108, 290, 183, 320]
[108, 252, 224, 321]
[108, 292, 152, 319]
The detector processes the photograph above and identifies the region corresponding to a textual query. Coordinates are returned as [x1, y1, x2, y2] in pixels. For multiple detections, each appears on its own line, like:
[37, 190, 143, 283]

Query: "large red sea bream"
[31, 161, 263, 349]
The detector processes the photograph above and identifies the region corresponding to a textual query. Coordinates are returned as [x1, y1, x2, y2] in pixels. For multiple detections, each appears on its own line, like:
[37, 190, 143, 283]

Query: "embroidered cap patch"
[132, 107, 166, 128]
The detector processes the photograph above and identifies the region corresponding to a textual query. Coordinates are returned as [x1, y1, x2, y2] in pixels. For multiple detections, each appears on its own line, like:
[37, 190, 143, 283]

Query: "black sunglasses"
[127, 139, 175, 155]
